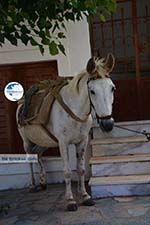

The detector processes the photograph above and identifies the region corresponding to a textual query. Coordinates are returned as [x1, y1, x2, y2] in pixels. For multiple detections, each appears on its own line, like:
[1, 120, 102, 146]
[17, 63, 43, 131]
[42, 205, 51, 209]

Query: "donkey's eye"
[90, 90, 95, 95]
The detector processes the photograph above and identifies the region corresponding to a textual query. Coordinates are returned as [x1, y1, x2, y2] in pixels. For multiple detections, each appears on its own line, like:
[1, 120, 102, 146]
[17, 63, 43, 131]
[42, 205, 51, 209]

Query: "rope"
[114, 124, 150, 141]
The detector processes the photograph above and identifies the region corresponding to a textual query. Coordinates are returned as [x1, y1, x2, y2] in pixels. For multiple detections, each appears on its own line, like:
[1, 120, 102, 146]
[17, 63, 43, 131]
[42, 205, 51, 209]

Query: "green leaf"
[52, 22, 60, 33]
[6, 34, 17, 46]
[76, 12, 83, 21]
[85, 0, 95, 8]
[39, 45, 44, 55]
[37, 17, 46, 29]
[58, 43, 66, 55]
[4, 25, 15, 33]
[41, 37, 49, 45]
[15, 31, 20, 38]
[0, 0, 117, 56]
[58, 32, 65, 39]
[0, 33, 4, 43]
[99, 14, 106, 22]
[106, 0, 117, 12]
[45, 28, 50, 37]
[65, 12, 75, 21]
[30, 12, 38, 22]
[49, 41, 59, 55]
[7, 20, 14, 28]
[46, 21, 52, 29]
[30, 37, 38, 46]
[33, 28, 39, 35]
[16, 13, 23, 23]
[21, 25, 30, 34]
[39, 30, 45, 38]
[21, 34, 29, 45]
[61, 22, 67, 31]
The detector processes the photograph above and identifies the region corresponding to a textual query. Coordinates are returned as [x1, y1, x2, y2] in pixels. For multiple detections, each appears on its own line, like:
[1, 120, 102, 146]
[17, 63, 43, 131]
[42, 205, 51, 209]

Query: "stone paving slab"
[0, 184, 150, 225]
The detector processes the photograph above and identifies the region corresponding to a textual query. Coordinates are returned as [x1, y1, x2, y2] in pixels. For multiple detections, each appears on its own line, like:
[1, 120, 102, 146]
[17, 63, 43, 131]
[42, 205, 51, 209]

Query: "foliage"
[0, 0, 116, 55]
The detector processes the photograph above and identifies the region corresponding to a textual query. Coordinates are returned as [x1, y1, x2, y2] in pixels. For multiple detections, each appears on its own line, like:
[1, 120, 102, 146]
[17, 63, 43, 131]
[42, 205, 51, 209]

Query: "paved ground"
[0, 183, 150, 225]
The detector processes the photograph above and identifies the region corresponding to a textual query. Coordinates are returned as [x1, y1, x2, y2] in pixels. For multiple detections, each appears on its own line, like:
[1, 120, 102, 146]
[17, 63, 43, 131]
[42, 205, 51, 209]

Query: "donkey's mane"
[67, 56, 113, 94]
[68, 70, 88, 93]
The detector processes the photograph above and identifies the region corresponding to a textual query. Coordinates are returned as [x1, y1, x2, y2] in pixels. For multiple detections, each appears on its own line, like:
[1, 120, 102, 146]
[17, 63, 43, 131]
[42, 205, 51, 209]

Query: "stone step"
[91, 136, 150, 156]
[89, 175, 150, 198]
[90, 155, 150, 176]
[91, 136, 148, 145]
[90, 154, 150, 164]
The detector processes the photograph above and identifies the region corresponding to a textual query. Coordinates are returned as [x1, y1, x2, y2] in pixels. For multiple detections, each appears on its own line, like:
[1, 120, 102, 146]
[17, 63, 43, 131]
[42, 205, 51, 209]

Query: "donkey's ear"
[104, 53, 115, 73]
[86, 57, 96, 74]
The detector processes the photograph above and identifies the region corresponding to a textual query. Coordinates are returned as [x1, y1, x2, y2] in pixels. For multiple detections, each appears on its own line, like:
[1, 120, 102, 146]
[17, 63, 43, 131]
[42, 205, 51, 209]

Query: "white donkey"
[16, 54, 115, 211]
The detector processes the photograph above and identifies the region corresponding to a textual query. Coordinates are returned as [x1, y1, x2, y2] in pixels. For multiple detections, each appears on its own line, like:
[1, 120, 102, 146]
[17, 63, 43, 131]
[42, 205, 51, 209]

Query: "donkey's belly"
[24, 124, 58, 148]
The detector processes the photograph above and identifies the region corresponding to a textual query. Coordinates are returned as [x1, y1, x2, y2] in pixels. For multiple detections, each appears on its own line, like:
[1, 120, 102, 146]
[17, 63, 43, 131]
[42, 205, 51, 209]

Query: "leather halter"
[51, 91, 90, 123]
[87, 76, 112, 120]
[52, 73, 110, 123]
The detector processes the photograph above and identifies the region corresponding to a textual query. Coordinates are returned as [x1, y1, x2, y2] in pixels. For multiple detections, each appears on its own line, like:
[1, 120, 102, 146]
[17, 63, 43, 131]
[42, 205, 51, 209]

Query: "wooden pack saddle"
[18, 77, 68, 126]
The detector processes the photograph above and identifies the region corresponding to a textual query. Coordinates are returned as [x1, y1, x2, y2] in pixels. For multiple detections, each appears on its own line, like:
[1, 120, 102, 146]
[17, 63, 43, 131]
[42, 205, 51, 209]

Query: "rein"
[113, 124, 150, 141]
[51, 91, 89, 123]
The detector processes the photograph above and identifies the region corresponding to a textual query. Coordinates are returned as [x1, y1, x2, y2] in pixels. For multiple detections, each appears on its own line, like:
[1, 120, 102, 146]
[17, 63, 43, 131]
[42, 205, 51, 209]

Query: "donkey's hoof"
[83, 198, 95, 206]
[67, 202, 78, 211]
[40, 183, 47, 190]
[29, 186, 40, 193]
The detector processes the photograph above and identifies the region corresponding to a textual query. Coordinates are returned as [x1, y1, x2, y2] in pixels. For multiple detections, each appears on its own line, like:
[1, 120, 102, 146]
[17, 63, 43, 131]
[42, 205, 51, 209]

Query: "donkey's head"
[86, 53, 115, 132]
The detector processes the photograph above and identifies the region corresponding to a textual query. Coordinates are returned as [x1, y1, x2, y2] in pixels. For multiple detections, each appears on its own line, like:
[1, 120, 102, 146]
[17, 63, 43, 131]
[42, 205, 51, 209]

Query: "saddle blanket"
[18, 77, 68, 126]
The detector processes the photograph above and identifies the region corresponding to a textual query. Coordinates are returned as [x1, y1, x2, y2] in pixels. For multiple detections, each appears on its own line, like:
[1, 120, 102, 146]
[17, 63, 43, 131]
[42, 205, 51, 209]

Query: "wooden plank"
[90, 183, 150, 198]
[89, 175, 150, 186]
[92, 162, 150, 177]
[0, 133, 8, 139]
[91, 136, 148, 145]
[92, 141, 150, 156]
[90, 154, 150, 164]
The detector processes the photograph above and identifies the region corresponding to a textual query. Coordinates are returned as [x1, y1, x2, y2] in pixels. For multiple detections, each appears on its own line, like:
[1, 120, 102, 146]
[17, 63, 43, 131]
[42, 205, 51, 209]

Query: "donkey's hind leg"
[17, 126, 37, 192]
[29, 162, 37, 192]
[24, 142, 39, 192]
[22, 140, 37, 192]
[31, 145, 48, 191]
[38, 149, 48, 190]
[38, 157, 47, 190]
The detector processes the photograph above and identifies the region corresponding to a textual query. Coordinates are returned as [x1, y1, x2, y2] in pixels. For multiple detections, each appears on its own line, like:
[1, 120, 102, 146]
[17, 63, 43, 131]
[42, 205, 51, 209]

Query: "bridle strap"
[51, 91, 89, 123]
[87, 78, 97, 115]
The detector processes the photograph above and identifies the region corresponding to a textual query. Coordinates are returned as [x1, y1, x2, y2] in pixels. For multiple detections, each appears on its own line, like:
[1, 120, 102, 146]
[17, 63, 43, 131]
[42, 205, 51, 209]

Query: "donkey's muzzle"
[99, 117, 114, 132]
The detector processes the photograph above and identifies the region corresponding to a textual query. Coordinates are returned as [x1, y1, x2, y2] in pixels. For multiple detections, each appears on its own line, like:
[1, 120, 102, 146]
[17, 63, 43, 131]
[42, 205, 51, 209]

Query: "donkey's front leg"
[76, 137, 95, 206]
[59, 141, 78, 211]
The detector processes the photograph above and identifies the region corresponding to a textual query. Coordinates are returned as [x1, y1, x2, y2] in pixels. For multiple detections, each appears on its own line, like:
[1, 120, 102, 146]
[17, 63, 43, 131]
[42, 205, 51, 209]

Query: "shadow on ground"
[0, 183, 150, 225]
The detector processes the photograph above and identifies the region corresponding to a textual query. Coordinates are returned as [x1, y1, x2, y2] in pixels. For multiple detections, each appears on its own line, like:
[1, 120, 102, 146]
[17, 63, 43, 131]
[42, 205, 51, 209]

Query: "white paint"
[0, 158, 64, 190]
[0, 20, 91, 77]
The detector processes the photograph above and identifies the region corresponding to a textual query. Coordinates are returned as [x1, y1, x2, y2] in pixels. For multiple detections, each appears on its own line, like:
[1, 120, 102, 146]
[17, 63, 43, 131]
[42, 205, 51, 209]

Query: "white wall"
[0, 145, 78, 190]
[0, 19, 91, 77]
